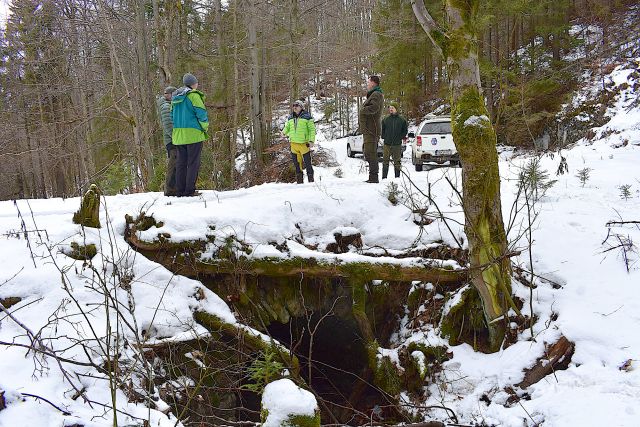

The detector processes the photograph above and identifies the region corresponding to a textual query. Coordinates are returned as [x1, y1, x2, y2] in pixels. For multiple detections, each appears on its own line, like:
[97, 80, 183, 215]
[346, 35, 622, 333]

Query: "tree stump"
[72, 184, 101, 228]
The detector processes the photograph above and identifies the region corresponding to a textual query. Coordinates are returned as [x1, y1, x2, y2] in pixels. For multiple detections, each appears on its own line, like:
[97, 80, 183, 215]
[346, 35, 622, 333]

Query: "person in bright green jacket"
[171, 73, 209, 197]
[283, 99, 316, 184]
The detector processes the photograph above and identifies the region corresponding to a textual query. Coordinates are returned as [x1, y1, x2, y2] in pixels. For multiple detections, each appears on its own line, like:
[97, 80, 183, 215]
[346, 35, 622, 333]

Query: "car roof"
[417, 116, 451, 127]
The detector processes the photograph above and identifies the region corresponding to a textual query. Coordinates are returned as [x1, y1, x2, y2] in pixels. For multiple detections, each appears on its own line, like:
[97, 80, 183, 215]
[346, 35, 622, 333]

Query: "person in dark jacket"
[358, 75, 384, 183]
[157, 86, 177, 196]
[381, 102, 408, 179]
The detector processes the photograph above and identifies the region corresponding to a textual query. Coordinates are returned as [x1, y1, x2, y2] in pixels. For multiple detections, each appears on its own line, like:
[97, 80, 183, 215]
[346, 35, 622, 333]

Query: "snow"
[1, 55, 640, 427]
[463, 114, 489, 127]
[261, 379, 318, 427]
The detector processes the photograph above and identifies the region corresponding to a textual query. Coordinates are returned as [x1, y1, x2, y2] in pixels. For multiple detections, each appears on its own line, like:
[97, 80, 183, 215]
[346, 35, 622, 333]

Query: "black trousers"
[165, 145, 178, 196]
[175, 142, 203, 196]
[290, 151, 314, 182]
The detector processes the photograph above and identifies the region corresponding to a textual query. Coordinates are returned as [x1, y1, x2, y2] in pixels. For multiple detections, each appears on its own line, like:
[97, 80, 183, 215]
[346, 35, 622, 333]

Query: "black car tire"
[347, 144, 355, 158]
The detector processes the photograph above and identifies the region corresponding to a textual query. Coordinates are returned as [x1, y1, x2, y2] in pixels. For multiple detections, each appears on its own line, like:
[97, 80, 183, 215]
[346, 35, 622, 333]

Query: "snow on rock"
[261, 379, 318, 427]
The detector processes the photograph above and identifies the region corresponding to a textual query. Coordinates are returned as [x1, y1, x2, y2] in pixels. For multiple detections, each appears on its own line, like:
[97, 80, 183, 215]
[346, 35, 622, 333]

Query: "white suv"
[347, 131, 407, 158]
[411, 116, 459, 171]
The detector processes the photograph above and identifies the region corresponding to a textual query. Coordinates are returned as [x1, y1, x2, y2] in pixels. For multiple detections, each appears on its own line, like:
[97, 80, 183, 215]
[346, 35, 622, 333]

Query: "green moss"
[365, 340, 402, 396]
[194, 311, 300, 377]
[406, 343, 449, 364]
[72, 184, 101, 228]
[261, 410, 321, 427]
[135, 214, 158, 231]
[449, 85, 515, 352]
[440, 286, 492, 352]
[287, 413, 321, 427]
[67, 242, 97, 261]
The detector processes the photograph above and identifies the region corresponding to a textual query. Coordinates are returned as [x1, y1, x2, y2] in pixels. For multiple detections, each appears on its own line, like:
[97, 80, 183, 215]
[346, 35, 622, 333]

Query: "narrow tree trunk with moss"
[412, 0, 514, 352]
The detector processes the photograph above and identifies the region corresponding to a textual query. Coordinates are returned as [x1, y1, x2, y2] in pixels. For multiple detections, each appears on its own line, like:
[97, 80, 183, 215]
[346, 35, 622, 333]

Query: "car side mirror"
[408, 132, 415, 138]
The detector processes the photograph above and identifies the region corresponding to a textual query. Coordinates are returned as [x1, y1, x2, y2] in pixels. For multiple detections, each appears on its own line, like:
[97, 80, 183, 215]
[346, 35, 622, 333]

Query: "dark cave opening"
[266, 312, 397, 424]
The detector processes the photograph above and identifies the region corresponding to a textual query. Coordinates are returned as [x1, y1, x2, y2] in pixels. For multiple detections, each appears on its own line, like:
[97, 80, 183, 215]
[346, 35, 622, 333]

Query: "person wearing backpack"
[283, 99, 316, 184]
[156, 86, 177, 196]
[171, 73, 209, 197]
[381, 102, 408, 179]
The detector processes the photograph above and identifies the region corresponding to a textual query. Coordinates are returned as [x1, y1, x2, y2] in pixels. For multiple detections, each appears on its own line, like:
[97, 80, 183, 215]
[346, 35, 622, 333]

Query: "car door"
[354, 133, 364, 153]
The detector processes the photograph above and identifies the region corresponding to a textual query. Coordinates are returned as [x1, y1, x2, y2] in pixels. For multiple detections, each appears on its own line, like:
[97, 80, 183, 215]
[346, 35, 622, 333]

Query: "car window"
[420, 121, 451, 134]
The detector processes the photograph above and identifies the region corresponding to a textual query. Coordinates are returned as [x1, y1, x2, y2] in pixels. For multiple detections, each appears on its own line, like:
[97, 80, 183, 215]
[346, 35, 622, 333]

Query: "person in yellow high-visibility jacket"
[283, 99, 316, 184]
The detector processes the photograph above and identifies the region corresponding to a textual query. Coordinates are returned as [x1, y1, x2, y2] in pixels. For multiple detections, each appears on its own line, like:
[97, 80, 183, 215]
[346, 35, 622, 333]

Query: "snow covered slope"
[1, 60, 640, 426]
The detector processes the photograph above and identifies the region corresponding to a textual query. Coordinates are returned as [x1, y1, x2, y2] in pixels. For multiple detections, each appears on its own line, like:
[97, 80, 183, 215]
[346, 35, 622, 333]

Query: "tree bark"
[247, 0, 265, 166]
[412, 0, 515, 351]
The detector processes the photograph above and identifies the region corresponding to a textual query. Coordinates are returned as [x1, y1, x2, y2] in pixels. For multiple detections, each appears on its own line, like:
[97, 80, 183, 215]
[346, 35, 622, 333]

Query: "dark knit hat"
[164, 86, 177, 95]
[183, 73, 198, 87]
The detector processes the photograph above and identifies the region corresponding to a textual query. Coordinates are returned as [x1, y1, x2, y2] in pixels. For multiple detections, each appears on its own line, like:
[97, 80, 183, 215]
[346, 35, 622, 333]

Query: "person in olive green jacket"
[358, 76, 384, 183]
[157, 86, 177, 196]
[381, 102, 408, 179]
[283, 99, 316, 184]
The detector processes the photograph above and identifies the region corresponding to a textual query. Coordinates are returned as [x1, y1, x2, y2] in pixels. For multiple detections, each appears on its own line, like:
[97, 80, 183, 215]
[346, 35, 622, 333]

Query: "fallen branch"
[21, 392, 71, 416]
[606, 220, 640, 227]
[517, 335, 575, 389]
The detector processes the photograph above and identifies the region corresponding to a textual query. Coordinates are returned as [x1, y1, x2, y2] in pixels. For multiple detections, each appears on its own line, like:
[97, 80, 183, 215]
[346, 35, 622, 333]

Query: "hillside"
[1, 53, 640, 426]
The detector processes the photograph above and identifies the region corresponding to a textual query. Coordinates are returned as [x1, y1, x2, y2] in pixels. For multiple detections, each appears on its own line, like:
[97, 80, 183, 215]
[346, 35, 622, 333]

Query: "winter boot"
[394, 168, 401, 178]
[365, 175, 379, 184]
[296, 172, 304, 184]
[308, 174, 314, 183]
[382, 165, 389, 180]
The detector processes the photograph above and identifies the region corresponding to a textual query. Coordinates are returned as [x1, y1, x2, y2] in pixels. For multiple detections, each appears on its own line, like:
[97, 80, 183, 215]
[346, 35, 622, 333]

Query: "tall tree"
[411, 0, 517, 351]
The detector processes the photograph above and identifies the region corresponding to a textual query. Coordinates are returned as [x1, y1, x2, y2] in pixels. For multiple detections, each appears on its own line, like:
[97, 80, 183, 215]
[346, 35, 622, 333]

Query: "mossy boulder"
[66, 242, 97, 261]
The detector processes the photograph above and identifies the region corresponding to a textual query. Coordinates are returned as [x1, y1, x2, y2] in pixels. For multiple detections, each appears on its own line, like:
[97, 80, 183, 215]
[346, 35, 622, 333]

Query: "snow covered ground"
[1, 60, 640, 426]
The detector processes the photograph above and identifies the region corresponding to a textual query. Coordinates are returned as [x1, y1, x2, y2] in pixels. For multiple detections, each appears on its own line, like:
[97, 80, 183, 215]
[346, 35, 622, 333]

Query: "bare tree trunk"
[99, 0, 148, 190]
[152, 0, 172, 87]
[288, 0, 301, 103]
[248, 0, 265, 166]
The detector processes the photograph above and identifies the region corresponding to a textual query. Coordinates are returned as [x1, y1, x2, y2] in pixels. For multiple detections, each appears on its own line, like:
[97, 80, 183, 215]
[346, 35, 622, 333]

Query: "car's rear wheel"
[347, 144, 354, 158]
[412, 153, 423, 171]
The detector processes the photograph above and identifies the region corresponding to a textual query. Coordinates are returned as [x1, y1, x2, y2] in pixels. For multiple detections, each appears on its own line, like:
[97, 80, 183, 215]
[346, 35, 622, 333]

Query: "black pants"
[175, 142, 203, 196]
[165, 146, 178, 196]
[290, 151, 314, 183]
